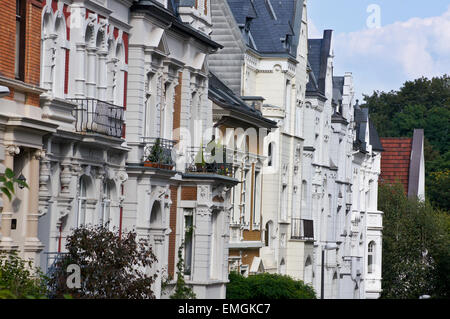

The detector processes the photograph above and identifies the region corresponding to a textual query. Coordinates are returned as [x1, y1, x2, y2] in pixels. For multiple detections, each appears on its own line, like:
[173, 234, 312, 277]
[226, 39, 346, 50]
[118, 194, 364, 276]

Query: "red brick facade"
[0, 0, 16, 79]
[168, 185, 178, 277]
[0, 0, 43, 106]
[380, 137, 412, 194]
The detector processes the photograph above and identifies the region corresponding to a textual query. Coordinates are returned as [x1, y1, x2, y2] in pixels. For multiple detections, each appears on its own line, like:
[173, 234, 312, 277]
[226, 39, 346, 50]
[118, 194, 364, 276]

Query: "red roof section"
[380, 137, 412, 194]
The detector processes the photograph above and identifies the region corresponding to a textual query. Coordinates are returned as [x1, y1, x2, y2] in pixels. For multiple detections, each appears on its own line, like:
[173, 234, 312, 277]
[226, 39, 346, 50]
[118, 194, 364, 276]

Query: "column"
[193, 206, 212, 282]
[153, 234, 165, 299]
[86, 47, 98, 98]
[97, 50, 108, 101]
[0, 145, 19, 251]
[75, 43, 86, 98]
[23, 150, 45, 264]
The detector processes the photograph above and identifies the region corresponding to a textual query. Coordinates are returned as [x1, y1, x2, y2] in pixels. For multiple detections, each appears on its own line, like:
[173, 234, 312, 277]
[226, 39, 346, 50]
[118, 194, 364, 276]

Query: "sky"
[308, 0, 450, 101]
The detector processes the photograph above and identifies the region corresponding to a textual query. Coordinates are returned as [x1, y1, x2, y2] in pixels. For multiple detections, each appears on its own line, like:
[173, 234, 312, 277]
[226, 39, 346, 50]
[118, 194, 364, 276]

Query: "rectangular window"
[241, 170, 247, 224]
[303, 219, 314, 239]
[15, 0, 25, 80]
[210, 211, 219, 279]
[253, 171, 260, 227]
[368, 254, 373, 273]
[184, 213, 194, 276]
[281, 185, 287, 220]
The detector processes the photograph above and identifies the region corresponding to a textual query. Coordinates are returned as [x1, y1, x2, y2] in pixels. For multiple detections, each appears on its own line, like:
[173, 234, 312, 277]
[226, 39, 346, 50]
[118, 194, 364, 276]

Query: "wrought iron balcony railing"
[69, 98, 124, 138]
[143, 137, 176, 170]
[43, 251, 69, 275]
[185, 145, 234, 177]
[291, 218, 314, 241]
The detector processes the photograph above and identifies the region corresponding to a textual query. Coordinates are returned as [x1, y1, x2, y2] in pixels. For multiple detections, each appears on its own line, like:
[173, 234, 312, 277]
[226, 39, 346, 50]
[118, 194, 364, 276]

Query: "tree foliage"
[362, 75, 450, 210]
[379, 183, 450, 299]
[47, 225, 157, 299]
[169, 242, 196, 299]
[0, 251, 48, 299]
[226, 272, 316, 299]
[0, 168, 28, 201]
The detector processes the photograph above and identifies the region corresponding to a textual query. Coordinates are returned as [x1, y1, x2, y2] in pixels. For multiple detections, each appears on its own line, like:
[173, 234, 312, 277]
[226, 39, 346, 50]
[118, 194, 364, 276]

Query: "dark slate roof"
[209, 72, 277, 128]
[176, 0, 195, 8]
[331, 112, 348, 125]
[332, 76, 344, 106]
[369, 121, 384, 152]
[354, 107, 369, 152]
[354, 107, 383, 153]
[306, 30, 332, 95]
[227, 0, 303, 57]
[132, 1, 222, 49]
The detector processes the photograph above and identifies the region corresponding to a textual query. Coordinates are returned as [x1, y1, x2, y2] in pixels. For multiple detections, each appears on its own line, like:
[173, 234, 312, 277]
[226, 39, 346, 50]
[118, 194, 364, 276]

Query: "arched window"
[77, 177, 88, 227]
[85, 25, 96, 98]
[245, 135, 249, 154]
[53, 16, 66, 97]
[280, 258, 286, 275]
[281, 185, 287, 221]
[190, 91, 198, 136]
[101, 181, 114, 227]
[302, 180, 307, 207]
[96, 29, 107, 100]
[264, 221, 273, 247]
[368, 241, 375, 273]
[114, 42, 125, 106]
[183, 209, 194, 276]
[267, 142, 273, 166]
[304, 256, 313, 285]
[332, 272, 338, 299]
[41, 9, 67, 97]
[41, 11, 53, 89]
[284, 80, 291, 132]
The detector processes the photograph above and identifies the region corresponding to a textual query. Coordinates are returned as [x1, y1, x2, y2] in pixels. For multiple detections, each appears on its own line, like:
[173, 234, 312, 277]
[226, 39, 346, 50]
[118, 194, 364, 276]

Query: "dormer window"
[245, 17, 252, 32]
[264, 0, 277, 20]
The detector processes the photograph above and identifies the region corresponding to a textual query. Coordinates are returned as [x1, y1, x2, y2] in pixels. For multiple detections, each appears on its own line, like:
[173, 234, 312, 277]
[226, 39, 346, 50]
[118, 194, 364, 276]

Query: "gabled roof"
[369, 121, 384, 152]
[226, 0, 303, 57]
[380, 129, 425, 199]
[354, 107, 369, 152]
[209, 72, 277, 129]
[306, 30, 332, 95]
[353, 106, 383, 153]
[332, 76, 344, 106]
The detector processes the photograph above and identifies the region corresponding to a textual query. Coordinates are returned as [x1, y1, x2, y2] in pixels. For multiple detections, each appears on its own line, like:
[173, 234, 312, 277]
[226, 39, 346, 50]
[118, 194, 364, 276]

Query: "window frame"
[15, 0, 26, 81]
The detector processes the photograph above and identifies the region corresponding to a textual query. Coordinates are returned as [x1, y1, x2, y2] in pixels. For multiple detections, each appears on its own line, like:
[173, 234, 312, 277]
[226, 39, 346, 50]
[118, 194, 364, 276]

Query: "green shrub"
[0, 251, 48, 299]
[226, 272, 316, 299]
[47, 225, 157, 299]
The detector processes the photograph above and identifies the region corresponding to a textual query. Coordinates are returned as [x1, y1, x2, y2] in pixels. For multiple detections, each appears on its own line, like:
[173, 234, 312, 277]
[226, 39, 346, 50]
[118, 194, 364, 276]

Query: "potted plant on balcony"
[194, 145, 206, 173]
[144, 138, 164, 168]
[161, 149, 174, 170]
[208, 140, 228, 175]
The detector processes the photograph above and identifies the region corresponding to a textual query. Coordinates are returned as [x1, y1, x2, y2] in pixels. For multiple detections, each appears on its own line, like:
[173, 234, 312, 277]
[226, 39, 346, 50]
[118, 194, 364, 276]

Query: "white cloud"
[332, 6, 450, 93]
[308, 18, 322, 39]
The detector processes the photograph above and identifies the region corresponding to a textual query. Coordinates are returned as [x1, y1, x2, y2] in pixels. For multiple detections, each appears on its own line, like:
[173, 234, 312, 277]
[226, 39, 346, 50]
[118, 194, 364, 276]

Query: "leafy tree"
[363, 74, 450, 210]
[0, 251, 48, 299]
[379, 183, 450, 298]
[47, 225, 157, 299]
[0, 168, 28, 201]
[226, 272, 316, 299]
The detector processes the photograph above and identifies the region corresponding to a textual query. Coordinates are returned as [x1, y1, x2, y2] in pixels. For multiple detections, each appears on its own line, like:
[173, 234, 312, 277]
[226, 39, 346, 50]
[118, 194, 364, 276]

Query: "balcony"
[142, 137, 176, 170]
[68, 98, 124, 138]
[43, 251, 68, 275]
[185, 145, 233, 177]
[290, 218, 314, 241]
